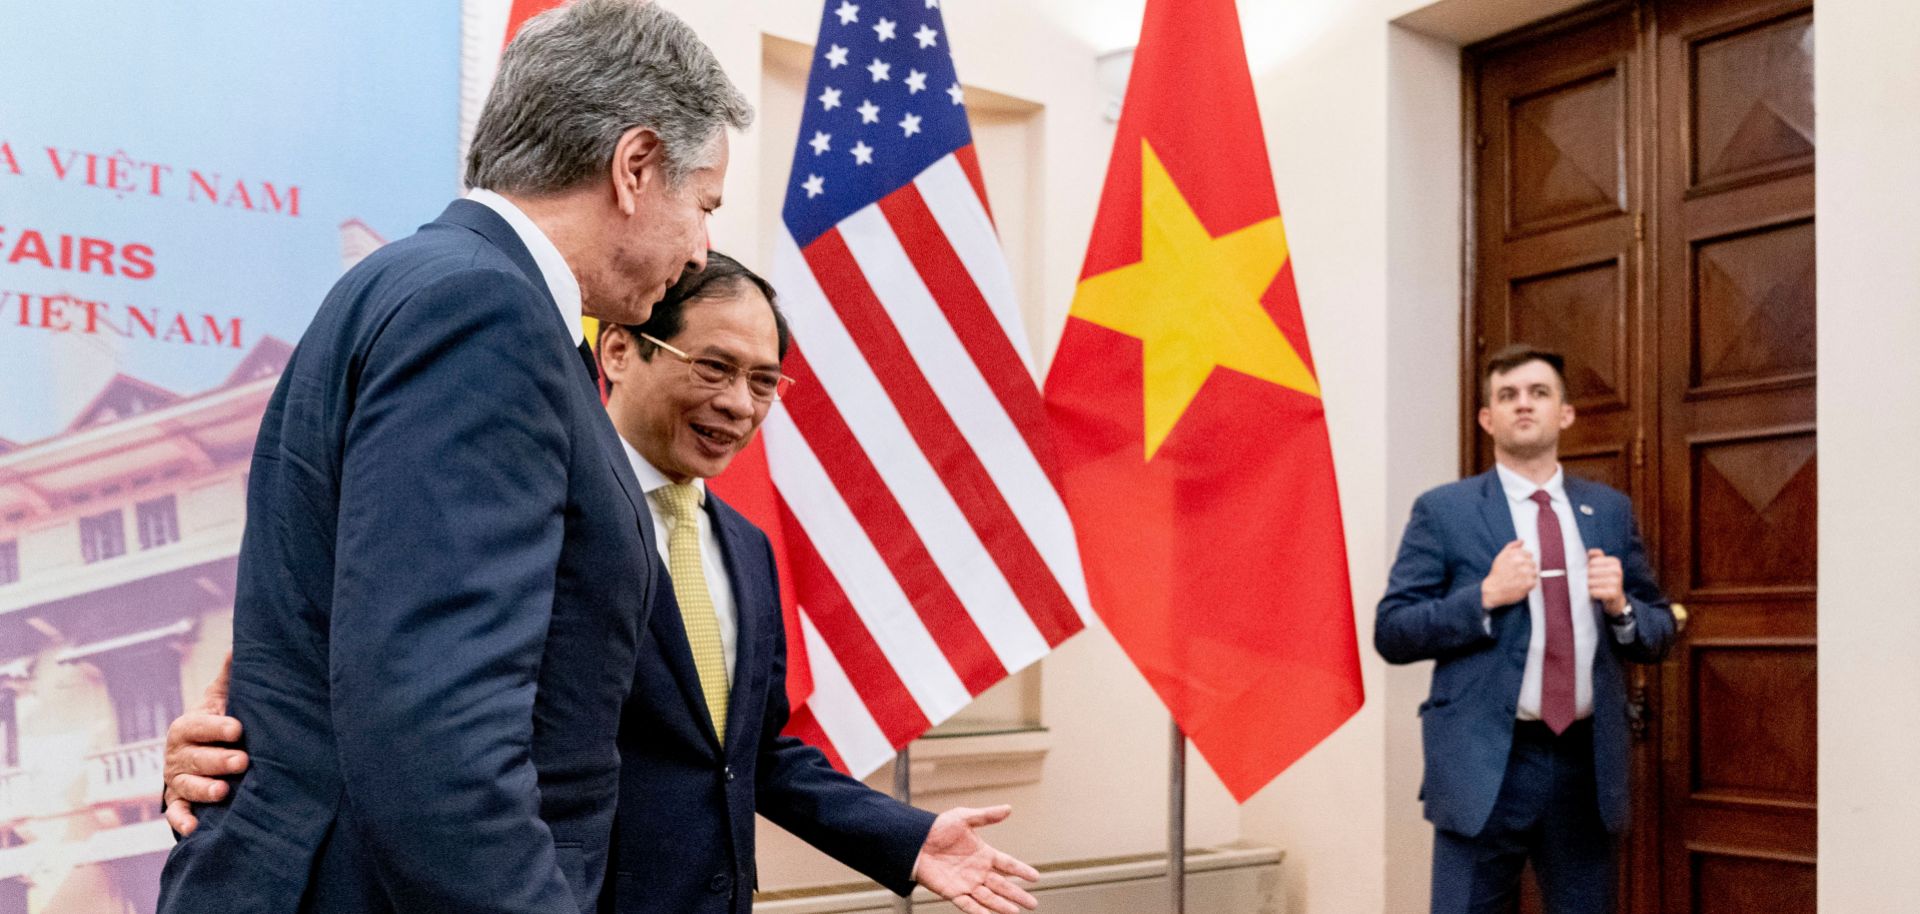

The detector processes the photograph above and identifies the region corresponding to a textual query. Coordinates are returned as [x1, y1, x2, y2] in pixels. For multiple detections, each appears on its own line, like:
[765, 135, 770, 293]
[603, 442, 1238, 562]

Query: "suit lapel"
[646, 491, 763, 756]
[709, 497, 764, 752]
[1562, 475, 1607, 556]
[1476, 469, 1518, 547]
[648, 564, 725, 753]
[589, 412, 649, 550]
[1476, 471, 1529, 642]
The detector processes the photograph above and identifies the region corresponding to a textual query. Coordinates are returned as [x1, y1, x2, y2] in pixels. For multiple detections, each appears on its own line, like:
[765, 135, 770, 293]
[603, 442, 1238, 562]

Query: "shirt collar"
[464, 188, 584, 346]
[620, 436, 706, 505]
[1495, 461, 1566, 505]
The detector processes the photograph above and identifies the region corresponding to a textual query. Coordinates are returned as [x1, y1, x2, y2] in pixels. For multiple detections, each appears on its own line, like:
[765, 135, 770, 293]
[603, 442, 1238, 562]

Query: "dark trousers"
[1431, 719, 1615, 914]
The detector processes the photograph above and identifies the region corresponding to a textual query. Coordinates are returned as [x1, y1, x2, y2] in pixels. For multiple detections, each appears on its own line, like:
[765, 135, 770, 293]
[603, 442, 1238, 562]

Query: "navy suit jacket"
[611, 492, 935, 914]
[1375, 470, 1673, 837]
[158, 200, 657, 914]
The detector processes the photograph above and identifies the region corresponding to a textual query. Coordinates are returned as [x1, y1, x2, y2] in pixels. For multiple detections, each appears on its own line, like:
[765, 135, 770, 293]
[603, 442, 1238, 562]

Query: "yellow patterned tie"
[655, 483, 729, 743]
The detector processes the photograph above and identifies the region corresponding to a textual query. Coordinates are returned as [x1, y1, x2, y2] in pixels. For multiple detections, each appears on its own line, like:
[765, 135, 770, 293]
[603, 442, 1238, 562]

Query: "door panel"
[1507, 67, 1630, 234]
[1689, 218, 1815, 394]
[1685, 12, 1815, 193]
[1687, 430, 1816, 591]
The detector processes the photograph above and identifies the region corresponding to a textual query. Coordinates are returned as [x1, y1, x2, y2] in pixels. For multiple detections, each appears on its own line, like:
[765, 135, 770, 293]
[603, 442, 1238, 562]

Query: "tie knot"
[656, 483, 702, 523]
[1530, 490, 1553, 507]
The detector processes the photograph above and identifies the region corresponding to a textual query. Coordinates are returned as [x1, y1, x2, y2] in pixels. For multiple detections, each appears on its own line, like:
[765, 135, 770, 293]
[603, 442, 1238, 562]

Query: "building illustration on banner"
[0, 222, 381, 914]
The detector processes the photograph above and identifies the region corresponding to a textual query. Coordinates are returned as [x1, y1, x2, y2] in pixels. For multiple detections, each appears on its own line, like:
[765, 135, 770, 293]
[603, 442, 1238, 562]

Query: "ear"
[609, 126, 666, 216]
[599, 325, 637, 383]
[1477, 406, 1494, 436]
[1559, 402, 1577, 430]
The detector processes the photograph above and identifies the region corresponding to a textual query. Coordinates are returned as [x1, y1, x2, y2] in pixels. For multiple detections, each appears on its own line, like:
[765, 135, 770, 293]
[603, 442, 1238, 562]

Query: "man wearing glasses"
[164, 252, 1042, 914]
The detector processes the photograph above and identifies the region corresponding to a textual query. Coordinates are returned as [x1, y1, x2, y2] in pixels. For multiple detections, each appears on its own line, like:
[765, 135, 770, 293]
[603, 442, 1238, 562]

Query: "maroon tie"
[1531, 490, 1576, 734]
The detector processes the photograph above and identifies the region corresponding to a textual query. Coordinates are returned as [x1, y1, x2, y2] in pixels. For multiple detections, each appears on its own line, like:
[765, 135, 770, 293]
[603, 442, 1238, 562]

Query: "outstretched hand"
[912, 805, 1041, 914]
[163, 652, 249, 835]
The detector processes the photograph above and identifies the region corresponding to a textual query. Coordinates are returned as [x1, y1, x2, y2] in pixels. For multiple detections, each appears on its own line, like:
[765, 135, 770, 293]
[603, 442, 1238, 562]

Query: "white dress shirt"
[465, 188, 585, 346]
[622, 438, 739, 680]
[1495, 463, 1599, 722]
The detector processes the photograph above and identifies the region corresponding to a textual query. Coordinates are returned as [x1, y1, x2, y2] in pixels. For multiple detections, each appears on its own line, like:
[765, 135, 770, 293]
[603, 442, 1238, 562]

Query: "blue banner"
[0, 3, 460, 910]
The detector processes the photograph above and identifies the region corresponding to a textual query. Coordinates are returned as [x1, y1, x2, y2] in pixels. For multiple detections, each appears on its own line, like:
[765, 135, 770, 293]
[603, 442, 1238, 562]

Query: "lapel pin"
[1579, 504, 1594, 516]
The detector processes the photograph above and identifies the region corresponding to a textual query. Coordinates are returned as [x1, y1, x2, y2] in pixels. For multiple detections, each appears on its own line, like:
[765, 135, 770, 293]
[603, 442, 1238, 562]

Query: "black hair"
[1483, 342, 1567, 400]
[604, 249, 790, 360]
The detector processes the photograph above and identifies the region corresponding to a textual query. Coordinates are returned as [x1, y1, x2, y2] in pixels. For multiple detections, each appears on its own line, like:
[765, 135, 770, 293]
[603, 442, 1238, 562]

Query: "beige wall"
[1816, 1, 1920, 910]
[1380, 23, 1465, 912]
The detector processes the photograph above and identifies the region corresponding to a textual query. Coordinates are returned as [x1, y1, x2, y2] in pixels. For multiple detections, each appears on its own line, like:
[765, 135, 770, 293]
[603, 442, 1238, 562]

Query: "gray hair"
[466, 0, 753, 193]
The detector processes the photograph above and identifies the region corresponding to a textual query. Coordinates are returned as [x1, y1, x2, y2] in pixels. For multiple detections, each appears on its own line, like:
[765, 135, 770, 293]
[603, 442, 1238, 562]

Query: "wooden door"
[1651, 0, 1816, 909]
[1466, 0, 1816, 911]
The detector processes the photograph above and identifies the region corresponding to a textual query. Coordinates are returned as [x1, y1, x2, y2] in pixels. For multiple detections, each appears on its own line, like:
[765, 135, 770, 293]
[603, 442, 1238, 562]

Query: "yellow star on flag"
[1068, 139, 1319, 460]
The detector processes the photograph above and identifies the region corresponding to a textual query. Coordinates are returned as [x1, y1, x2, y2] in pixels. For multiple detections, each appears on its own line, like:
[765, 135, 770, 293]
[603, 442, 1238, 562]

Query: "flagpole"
[893, 746, 913, 914]
[1169, 719, 1186, 914]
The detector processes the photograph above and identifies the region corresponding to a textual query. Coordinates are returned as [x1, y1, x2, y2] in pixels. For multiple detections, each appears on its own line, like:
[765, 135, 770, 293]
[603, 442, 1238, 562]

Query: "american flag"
[764, 0, 1093, 775]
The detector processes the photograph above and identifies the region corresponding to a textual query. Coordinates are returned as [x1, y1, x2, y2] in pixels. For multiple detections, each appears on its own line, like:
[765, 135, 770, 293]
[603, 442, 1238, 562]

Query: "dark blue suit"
[1376, 470, 1673, 913]
[158, 200, 656, 914]
[611, 492, 934, 914]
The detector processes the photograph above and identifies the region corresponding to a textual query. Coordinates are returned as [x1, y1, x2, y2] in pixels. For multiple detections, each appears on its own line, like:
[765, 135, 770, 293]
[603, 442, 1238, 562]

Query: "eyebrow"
[695, 343, 778, 372]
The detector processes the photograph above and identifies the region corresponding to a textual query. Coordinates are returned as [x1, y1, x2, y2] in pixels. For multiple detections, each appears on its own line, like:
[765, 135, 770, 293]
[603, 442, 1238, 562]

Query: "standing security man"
[1377, 344, 1675, 914]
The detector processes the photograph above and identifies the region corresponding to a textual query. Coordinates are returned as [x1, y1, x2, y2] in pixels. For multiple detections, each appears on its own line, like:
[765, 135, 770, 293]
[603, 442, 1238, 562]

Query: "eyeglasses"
[639, 333, 795, 402]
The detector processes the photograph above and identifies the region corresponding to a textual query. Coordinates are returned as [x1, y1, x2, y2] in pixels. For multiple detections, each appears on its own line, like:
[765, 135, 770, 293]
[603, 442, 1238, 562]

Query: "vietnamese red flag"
[1042, 0, 1363, 800]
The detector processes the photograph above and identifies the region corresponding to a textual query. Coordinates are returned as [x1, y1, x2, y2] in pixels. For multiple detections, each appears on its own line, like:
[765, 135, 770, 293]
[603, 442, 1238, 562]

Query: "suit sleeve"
[1375, 494, 1500, 664]
[328, 270, 579, 914]
[749, 538, 935, 896]
[1609, 505, 1676, 664]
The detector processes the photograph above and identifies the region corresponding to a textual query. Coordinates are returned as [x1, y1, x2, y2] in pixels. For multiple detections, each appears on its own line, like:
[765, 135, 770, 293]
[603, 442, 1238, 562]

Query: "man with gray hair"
[155, 3, 750, 913]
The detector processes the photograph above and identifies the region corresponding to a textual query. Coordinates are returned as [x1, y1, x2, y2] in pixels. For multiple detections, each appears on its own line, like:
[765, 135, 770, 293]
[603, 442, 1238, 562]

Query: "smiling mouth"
[691, 422, 741, 448]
